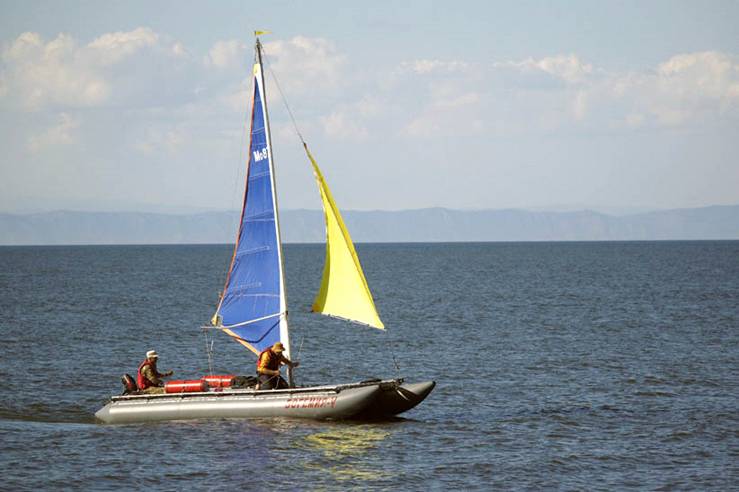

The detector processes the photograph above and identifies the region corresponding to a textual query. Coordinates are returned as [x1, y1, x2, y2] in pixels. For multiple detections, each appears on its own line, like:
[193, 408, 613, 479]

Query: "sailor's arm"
[280, 354, 300, 369]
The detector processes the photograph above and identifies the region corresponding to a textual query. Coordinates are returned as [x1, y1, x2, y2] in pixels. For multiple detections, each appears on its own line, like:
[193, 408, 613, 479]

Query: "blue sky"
[1, 1, 738, 214]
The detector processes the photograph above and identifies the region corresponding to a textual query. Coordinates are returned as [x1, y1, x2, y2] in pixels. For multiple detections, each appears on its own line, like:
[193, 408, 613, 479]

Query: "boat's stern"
[95, 401, 114, 423]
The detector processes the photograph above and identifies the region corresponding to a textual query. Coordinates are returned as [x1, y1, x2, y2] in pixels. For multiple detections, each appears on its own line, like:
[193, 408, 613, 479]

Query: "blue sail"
[215, 61, 290, 357]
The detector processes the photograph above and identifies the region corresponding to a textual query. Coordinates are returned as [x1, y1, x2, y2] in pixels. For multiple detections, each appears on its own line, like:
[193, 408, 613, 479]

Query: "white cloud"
[5, 29, 734, 143]
[1, 26, 737, 215]
[393, 55, 595, 138]
[434, 91, 480, 110]
[261, 36, 346, 94]
[202, 36, 350, 118]
[205, 40, 247, 69]
[651, 51, 739, 121]
[354, 96, 382, 117]
[171, 42, 187, 58]
[496, 54, 594, 83]
[321, 109, 369, 140]
[0, 28, 191, 111]
[134, 121, 200, 155]
[27, 112, 79, 152]
[1, 32, 109, 110]
[87, 27, 159, 65]
[573, 51, 739, 127]
[573, 91, 589, 121]
[4, 29, 738, 213]
[381, 58, 485, 138]
[400, 59, 471, 75]
[317, 96, 385, 141]
[403, 87, 484, 138]
[388, 51, 739, 138]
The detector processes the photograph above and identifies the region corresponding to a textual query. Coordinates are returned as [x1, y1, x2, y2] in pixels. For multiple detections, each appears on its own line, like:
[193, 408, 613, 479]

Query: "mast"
[256, 37, 294, 387]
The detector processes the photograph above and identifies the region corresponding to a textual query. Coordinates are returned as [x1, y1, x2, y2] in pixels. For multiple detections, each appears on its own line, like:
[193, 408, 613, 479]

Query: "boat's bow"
[355, 380, 436, 419]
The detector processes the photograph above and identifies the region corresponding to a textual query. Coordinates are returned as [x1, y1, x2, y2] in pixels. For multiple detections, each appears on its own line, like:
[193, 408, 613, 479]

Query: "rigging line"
[386, 323, 401, 378]
[260, 45, 306, 145]
[203, 328, 215, 376]
[232, 89, 249, 234]
[292, 335, 305, 387]
[392, 352, 401, 379]
[232, 57, 252, 244]
[296, 335, 305, 362]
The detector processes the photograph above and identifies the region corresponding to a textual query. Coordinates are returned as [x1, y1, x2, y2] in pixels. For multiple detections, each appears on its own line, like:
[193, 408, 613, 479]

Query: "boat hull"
[357, 380, 436, 419]
[95, 379, 434, 424]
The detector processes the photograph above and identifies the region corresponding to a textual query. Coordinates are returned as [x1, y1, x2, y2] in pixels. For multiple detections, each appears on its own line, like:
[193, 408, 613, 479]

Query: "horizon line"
[2, 203, 738, 218]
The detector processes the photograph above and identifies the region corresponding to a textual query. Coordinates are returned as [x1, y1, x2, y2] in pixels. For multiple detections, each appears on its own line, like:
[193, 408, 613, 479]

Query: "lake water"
[0, 242, 737, 490]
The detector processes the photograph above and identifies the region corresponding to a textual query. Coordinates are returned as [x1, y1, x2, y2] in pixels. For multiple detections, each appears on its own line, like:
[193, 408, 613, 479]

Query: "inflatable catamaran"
[95, 34, 434, 424]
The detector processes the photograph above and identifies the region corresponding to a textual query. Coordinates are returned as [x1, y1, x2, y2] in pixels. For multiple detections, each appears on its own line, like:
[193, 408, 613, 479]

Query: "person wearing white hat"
[136, 350, 174, 394]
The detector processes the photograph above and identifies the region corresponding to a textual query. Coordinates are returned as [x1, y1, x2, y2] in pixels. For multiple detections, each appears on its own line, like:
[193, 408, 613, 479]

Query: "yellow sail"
[304, 144, 384, 329]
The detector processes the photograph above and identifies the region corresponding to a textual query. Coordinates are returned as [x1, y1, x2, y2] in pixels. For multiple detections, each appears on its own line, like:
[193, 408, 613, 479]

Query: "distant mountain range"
[1, 205, 737, 245]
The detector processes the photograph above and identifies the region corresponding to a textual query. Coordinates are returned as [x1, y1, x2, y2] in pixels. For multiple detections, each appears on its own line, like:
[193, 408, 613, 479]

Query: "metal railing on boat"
[109, 378, 403, 402]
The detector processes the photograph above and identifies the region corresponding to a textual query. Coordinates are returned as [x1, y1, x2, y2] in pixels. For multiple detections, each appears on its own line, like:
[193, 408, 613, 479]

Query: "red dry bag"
[164, 380, 208, 393]
[201, 375, 236, 388]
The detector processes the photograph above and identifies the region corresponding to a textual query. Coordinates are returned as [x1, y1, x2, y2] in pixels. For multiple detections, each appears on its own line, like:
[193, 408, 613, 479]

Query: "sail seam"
[227, 294, 279, 299]
[249, 171, 270, 180]
[235, 246, 270, 256]
[244, 211, 274, 220]
[225, 282, 261, 291]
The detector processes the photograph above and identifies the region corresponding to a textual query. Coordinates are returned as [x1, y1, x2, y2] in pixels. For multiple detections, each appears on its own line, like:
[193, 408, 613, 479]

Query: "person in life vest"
[137, 350, 174, 394]
[256, 342, 299, 390]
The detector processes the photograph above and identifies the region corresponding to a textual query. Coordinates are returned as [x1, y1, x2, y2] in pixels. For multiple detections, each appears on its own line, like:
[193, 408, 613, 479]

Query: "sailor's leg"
[141, 386, 165, 394]
[258, 374, 275, 390]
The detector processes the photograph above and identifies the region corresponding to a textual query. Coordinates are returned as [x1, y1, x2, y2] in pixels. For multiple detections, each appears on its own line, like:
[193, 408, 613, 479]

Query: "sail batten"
[305, 144, 385, 330]
[222, 311, 284, 329]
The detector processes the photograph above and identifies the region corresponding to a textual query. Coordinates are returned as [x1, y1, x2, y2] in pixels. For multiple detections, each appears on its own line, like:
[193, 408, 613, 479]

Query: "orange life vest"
[257, 349, 281, 372]
[137, 359, 157, 390]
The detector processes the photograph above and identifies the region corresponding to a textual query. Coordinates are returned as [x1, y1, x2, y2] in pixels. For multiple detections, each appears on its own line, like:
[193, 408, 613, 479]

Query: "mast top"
[254, 31, 270, 63]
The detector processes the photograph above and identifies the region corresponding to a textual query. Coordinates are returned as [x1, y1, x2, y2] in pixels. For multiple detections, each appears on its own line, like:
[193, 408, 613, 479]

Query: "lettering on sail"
[285, 395, 338, 409]
[253, 148, 268, 162]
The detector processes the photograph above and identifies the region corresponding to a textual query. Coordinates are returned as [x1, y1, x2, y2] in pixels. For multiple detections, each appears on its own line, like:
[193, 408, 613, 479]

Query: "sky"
[1, 0, 738, 214]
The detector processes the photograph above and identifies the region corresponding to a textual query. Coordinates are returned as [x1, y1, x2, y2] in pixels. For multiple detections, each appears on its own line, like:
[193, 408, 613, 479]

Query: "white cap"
[146, 350, 159, 359]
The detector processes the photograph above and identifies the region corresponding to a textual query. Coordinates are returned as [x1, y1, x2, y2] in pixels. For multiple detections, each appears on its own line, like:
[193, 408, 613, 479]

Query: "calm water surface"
[0, 242, 737, 490]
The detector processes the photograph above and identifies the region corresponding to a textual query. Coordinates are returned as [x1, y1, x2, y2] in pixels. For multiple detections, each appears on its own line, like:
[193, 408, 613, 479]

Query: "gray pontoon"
[95, 379, 435, 424]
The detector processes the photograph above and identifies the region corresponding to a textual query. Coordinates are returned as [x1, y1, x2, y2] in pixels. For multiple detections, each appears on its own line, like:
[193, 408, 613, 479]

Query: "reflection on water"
[299, 424, 391, 482]
[219, 418, 392, 483]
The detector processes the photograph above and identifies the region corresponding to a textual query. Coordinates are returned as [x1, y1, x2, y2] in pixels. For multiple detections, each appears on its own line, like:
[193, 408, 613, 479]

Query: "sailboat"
[95, 35, 434, 424]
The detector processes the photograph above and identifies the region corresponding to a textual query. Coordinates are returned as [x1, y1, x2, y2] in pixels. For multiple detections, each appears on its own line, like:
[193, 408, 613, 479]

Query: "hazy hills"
[1, 205, 737, 245]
